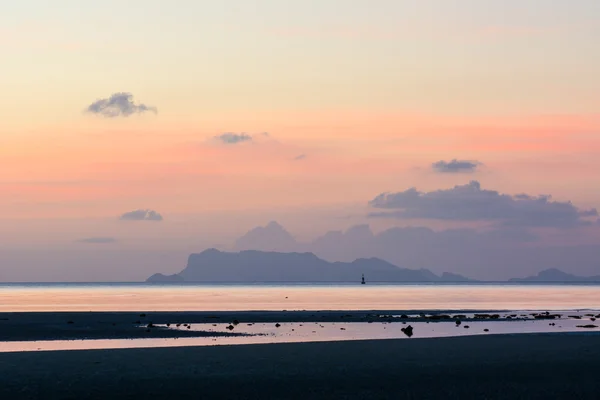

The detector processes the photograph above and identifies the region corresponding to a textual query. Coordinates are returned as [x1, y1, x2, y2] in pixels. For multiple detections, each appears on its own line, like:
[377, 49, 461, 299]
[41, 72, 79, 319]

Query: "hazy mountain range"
[229, 221, 600, 280]
[147, 249, 600, 283]
[147, 248, 473, 283]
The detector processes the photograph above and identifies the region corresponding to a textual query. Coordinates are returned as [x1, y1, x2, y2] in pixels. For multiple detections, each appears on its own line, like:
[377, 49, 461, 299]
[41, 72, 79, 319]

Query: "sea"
[1, 283, 599, 352]
[1, 282, 599, 312]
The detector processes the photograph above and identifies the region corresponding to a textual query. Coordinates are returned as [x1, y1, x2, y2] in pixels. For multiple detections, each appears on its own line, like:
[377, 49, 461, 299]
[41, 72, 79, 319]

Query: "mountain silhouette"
[509, 268, 600, 282]
[147, 249, 472, 283]
[234, 221, 298, 251]
[226, 222, 600, 280]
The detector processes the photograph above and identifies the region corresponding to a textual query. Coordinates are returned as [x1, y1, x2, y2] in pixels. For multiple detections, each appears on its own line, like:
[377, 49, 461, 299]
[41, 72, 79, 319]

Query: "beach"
[1, 334, 600, 399]
[0, 309, 578, 341]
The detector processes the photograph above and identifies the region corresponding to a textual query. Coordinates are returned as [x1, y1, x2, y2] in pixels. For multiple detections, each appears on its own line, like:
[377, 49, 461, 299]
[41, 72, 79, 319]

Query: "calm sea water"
[1, 283, 599, 312]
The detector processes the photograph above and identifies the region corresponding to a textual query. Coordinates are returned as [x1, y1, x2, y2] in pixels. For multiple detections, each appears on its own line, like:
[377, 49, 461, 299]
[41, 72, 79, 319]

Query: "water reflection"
[1, 284, 599, 312]
[2, 313, 598, 353]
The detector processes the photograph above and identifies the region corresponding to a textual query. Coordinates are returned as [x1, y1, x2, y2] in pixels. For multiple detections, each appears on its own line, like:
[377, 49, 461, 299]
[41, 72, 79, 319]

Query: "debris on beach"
[401, 325, 413, 338]
[576, 325, 598, 329]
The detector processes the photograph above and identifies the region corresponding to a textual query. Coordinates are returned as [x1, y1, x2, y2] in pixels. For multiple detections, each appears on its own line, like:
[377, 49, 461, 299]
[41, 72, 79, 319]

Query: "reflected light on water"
[0, 284, 599, 312]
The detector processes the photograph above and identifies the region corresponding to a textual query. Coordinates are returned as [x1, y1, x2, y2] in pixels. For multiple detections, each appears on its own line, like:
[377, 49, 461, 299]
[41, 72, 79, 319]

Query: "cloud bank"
[215, 133, 253, 144]
[86, 92, 157, 118]
[369, 181, 598, 228]
[119, 209, 163, 221]
[432, 159, 481, 173]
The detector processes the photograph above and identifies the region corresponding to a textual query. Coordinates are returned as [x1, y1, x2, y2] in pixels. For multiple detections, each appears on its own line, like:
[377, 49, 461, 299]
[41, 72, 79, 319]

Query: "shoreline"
[1, 334, 600, 399]
[1, 309, 597, 342]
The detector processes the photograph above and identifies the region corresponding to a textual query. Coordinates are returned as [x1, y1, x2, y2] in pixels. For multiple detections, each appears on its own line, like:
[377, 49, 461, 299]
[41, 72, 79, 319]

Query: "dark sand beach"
[1, 334, 600, 399]
[0, 310, 526, 341]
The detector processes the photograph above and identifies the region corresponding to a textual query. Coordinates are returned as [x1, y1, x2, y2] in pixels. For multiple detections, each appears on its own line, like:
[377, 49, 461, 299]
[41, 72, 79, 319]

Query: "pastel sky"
[1, 1, 600, 281]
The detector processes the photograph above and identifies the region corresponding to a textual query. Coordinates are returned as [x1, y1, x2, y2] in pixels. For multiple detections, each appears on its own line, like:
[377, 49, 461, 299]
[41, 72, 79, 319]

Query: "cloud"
[119, 209, 163, 221]
[432, 159, 481, 173]
[369, 181, 598, 228]
[294, 154, 307, 161]
[77, 237, 117, 244]
[215, 133, 253, 144]
[86, 92, 157, 118]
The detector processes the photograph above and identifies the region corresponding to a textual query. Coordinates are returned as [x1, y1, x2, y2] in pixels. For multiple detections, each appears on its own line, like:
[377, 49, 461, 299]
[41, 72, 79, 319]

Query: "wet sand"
[1, 334, 600, 399]
[0, 310, 531, 341]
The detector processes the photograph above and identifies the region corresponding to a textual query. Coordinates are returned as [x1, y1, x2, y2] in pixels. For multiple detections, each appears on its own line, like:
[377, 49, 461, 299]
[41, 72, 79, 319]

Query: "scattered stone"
[226, 325, 234, 330]
[464, 325, 470, 329]
[233, 320, 240, 325]
[569, 315, 582, 319]
[400, 314, 409, 319]
[275, 323, 281, 328]
[591, 318, 596, 322]
[484, 329, 489, 332]
[401, 325, 414, 338]
[166, 323, 171, 327]
[577, 325, 598, 329]
[340, 328, 346, 330]
[187, 325, 191, 329]
[176, 323, 181, 327]
[455, 320, 461, 326]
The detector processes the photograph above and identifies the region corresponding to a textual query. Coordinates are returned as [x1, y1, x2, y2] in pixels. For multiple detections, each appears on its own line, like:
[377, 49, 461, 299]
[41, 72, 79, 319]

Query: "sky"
[1, 1, 600, 281]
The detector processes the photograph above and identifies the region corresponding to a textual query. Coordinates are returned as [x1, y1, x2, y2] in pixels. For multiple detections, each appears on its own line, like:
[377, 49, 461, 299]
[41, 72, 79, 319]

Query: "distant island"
[147, 249, 474, 283]
[509, 268, 600, 283]
[147, 249, 600, 283]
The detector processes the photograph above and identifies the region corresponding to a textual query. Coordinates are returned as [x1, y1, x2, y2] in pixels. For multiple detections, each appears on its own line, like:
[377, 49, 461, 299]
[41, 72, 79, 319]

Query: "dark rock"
[569, 315, 582, 319]
[484, 329, 489, 332]
[577, 325, 598, 329]
[226, 325, 235, 330]
[275, 323, 281, 328]
[455, 320, 461, 326]
[464, 325, 470, 329]
[401, 325, 414, 338]
[233, 320, 240, 325]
